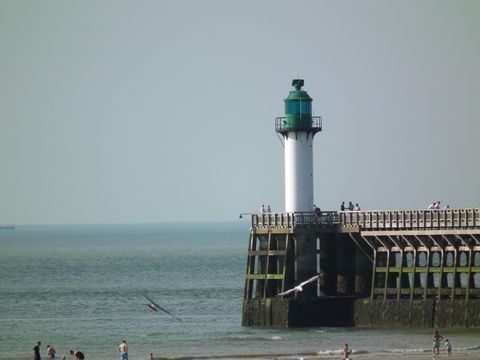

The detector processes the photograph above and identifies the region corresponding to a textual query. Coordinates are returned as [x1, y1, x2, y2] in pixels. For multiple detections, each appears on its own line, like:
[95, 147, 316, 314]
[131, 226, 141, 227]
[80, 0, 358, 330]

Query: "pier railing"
[252, 211, 339, 228]
[250, 209, 480, 230]
[340, 208, 480, 230]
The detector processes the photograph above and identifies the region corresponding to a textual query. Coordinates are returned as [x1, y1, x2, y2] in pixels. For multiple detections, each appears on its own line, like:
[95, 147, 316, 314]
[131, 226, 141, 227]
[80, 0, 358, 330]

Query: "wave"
[146, 331, 187, 337]
[220, 335, 284, 342]
[383, 345, 480, 354]
[383, 348, 430, 354]
[166, 352, 319, 360]
[316, 350, 370, 357]
[162, 345, 480, 360]
[462, 345, 480, 351]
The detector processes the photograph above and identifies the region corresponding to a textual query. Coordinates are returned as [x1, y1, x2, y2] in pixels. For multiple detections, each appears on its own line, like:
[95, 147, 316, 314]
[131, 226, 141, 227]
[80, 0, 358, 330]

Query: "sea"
[1, 223, 479, 360]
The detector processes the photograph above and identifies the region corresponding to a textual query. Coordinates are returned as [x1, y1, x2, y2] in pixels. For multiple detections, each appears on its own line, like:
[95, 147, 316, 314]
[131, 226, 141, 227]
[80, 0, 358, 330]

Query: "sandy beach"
[377, 356, 480, 360]
[2, 343, 480, 360]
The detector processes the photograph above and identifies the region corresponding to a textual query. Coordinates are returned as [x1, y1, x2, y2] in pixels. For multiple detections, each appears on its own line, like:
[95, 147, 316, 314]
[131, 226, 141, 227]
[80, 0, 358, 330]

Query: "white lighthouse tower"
[275, 79, 322, 212]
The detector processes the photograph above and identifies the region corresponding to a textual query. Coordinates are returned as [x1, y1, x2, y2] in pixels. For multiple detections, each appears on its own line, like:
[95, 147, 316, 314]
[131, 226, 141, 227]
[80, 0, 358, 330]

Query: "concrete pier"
[242, 209, 480, 328]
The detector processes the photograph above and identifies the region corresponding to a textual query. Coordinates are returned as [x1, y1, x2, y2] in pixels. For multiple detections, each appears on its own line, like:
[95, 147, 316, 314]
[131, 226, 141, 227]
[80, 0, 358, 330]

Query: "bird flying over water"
[276, 274, 320, 297]
[143, 293, 183, 321]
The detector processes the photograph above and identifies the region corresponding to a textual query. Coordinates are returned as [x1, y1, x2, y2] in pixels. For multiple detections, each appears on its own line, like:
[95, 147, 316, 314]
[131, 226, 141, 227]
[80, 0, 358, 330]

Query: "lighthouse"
[242, 79, 371, 328]
[275, 79, 322, 212]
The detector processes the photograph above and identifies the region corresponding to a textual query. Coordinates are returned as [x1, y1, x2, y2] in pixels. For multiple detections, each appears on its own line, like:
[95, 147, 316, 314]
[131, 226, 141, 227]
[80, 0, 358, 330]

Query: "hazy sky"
[1, 1, 479, 225]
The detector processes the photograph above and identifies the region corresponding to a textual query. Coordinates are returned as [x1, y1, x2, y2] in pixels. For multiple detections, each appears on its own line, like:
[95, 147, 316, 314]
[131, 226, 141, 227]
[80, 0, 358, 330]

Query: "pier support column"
[336, 234, 355, 295]
[355, 245, 371, 296]
[255, 234, 269, 298]
[375, 251, 387, 294]
[319, 234, 336, 296]
[400, 251, 410, 288]
[295, 230, 318, 298]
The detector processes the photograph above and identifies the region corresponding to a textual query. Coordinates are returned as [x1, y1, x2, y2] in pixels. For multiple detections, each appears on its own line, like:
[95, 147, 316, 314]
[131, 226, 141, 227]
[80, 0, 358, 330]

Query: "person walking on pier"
[432, 330, 443, 355]
[340, 202, 345, 211]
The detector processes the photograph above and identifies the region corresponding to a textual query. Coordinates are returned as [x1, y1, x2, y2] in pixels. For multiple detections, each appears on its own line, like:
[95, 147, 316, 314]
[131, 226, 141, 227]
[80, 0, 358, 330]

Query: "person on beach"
[47, 344, 56, 359]
[118, 340, 128, 360]
[33, 341, 42, 360]
[343, 343, 352, 360]
[70, 350, 84, 360]
[432, 330, 443, 355]
[147, 353, 154, 360]
[445, 339, 452, 356]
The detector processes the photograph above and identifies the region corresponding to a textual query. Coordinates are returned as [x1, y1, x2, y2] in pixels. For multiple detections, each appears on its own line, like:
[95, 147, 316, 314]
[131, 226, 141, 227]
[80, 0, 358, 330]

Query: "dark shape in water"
[0, 225, 15, 230]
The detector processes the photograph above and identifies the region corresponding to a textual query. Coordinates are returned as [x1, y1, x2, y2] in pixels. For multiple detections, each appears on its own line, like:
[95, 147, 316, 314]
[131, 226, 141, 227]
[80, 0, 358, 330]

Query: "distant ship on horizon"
[0, 225, 15, 230]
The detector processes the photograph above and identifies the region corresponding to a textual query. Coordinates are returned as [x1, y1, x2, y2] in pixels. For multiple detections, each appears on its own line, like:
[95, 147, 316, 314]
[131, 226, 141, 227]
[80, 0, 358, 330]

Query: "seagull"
[143, 293, 183, 322]
[276, 274, 320, 297]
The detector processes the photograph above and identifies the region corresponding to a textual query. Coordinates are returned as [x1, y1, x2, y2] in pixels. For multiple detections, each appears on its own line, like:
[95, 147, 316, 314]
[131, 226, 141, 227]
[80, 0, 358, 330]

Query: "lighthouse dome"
[284, 79, 312, 129]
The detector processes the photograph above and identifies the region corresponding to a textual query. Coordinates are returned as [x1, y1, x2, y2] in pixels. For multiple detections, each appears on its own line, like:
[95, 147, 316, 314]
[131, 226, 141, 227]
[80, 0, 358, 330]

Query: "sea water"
[0, 223, 479, 360]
